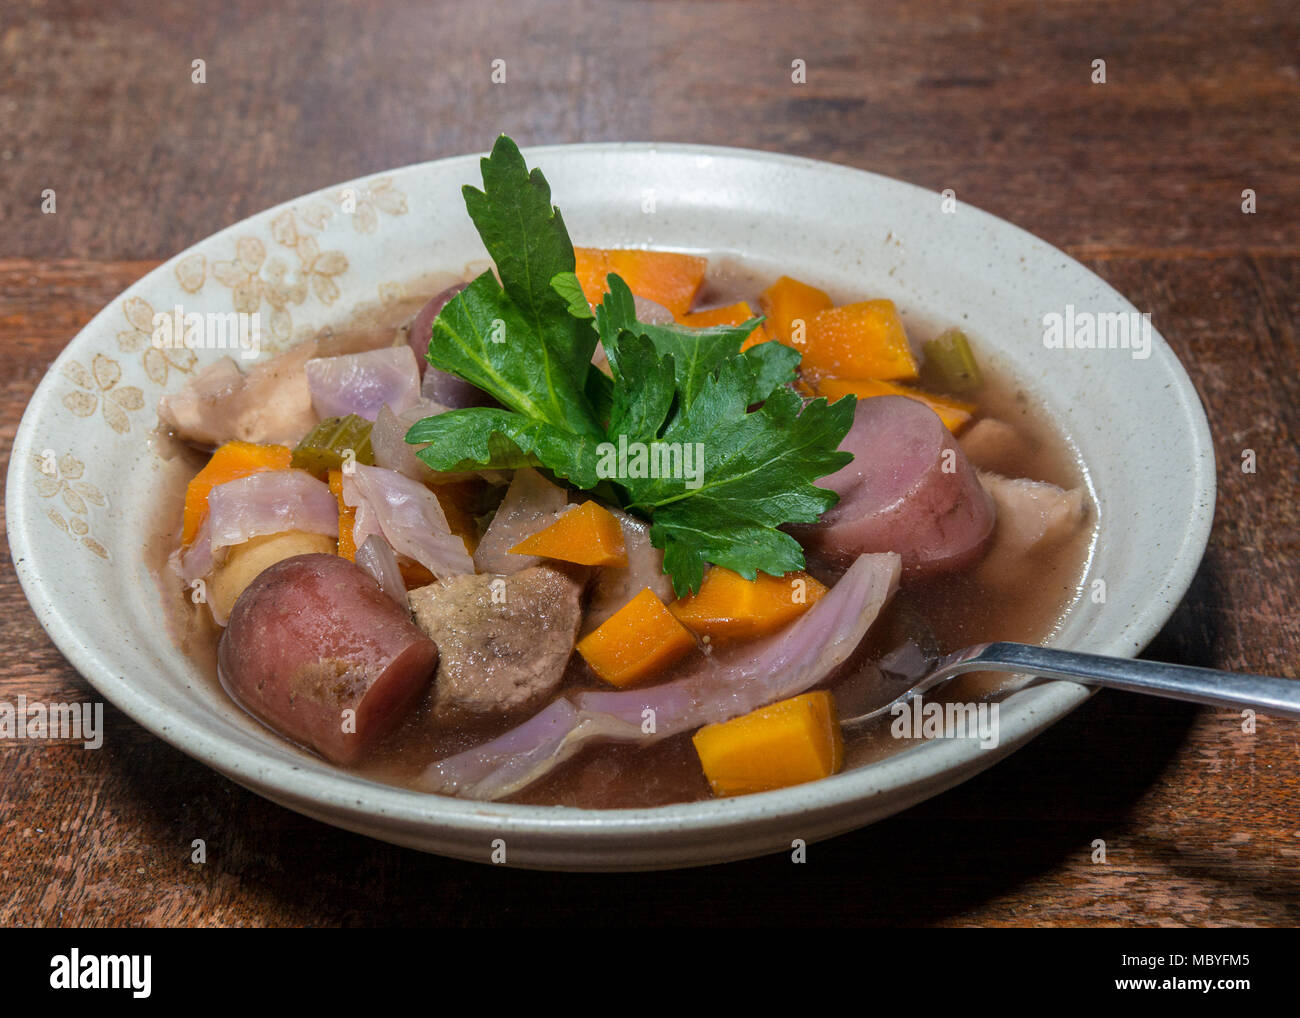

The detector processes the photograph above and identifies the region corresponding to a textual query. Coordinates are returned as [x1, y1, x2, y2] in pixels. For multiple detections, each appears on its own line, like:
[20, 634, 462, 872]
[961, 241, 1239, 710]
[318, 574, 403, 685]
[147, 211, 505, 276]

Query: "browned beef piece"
[408, 565, 584, 717]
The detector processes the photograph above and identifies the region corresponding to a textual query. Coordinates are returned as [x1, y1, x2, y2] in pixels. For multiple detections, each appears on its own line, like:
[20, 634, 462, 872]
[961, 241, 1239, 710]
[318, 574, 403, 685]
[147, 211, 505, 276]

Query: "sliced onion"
[207, 470, 339, 552]
[420, 365, 495, 408]
[305, 346, 421, 421]
[355, 534, 410, 610]
[582, 509, 673, 634]
[176, 469, 337, 582]
[421, 698, 584, 793]
[408, 285, 496, 408]
[341, 463, 474, 579]
[472, 468, 568, 574]
[371, 399, 448, 483]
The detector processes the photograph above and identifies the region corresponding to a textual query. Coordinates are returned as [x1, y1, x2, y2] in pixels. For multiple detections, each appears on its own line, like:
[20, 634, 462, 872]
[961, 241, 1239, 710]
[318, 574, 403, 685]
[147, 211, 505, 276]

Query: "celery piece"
[291, 415, 375, 477]
[920, 329, 982, 393]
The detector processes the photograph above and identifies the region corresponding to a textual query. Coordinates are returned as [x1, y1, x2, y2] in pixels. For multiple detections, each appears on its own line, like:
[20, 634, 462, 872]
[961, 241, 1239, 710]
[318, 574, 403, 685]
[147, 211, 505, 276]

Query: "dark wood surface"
[1, 0, 1297, 927]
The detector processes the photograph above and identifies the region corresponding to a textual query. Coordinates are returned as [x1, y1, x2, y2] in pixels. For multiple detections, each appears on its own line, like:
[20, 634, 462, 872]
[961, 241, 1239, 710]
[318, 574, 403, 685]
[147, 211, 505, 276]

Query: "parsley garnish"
[407, 135, 855, 595]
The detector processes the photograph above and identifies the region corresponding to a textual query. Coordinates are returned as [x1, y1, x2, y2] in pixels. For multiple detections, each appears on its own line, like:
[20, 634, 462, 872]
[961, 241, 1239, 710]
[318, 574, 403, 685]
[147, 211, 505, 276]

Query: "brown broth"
[156, 260, 1096, 809]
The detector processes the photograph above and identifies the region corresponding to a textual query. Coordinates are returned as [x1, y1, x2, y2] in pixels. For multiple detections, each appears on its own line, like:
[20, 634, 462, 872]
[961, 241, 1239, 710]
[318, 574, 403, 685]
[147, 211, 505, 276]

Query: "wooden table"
[1, 0, 1296, 927]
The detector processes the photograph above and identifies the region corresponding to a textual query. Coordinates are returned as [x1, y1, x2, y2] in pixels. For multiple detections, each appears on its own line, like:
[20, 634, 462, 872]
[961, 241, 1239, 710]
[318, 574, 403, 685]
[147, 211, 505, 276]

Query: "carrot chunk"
[573, 248, 708, 318]
[328, 469, 357, 561]
[576, 587, 696, 687]
[799, 300, 919, 382]
[669, 567, 827, 641]
[573, 248, 612, 310]
[509, 500, 628, 567]
[182, 441, 292, 545]
[758, 275, 833, 346]
[817, 377, 976, 433]
[692, 691, 844, 797]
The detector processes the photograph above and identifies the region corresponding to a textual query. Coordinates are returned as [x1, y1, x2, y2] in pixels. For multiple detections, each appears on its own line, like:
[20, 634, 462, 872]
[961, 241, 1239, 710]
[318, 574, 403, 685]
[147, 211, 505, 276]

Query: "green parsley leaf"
[622, 357, 856, 595]
[550, 270, 594, 320]
[425, 136, 602, 436]
[464, 136, 584, 347]
[409, 135, 857, 594]
[738, 339, 803, 406]
[604, 332, 676, 445]
[592, 275, 793, 412]
[407, 407, 604, 489]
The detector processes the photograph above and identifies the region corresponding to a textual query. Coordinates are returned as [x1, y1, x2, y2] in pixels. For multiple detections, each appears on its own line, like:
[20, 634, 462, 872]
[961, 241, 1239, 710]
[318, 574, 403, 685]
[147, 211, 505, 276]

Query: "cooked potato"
[208, 530, 337, 622]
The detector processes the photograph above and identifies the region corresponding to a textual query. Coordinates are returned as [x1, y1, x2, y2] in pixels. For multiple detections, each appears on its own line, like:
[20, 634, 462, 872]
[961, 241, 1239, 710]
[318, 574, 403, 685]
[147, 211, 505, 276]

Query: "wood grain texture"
[1, 0, 1297, 927]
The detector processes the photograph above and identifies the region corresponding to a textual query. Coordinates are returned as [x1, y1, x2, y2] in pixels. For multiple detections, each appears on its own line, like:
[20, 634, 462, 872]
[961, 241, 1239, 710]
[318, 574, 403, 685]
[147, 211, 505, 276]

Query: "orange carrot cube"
[576, 587, 697, 688]
[669, 567, 827, 641]
[692, 691, 844, 797]
[509, 501, 628, 567]
[182, 441, 291, 545]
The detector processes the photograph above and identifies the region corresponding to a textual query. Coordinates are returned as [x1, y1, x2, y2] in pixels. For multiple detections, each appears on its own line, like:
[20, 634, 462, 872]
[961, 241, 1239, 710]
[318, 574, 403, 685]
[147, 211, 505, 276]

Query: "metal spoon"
[840, 641, 1300, 727]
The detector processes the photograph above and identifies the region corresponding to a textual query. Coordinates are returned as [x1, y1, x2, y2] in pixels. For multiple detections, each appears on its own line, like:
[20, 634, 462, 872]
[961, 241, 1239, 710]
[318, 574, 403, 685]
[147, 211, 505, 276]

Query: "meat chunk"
[218, 554, 438, 764]
[409, 565, 584, 717]
[958, 418, 1037, 477]
[158, 322, 417, 449]
[472, 468, 569, 574]
[159, 342, 319, 447]
[793, 395, 996, 579]
[975, 472, 1090, 591]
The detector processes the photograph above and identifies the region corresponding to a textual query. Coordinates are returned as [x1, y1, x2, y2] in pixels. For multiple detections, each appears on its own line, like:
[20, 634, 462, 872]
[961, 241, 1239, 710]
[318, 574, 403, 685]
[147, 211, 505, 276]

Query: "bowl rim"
[5, 140, 1217, 848]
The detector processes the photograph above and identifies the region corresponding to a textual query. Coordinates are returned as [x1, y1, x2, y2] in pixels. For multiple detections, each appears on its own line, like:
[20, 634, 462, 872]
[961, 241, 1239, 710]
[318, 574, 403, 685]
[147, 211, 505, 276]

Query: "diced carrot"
[328, 469, 357, 561]
[669, 567, 827, 641]
[508, 501, 628, 567]
[692, 691, 844, 797]
[182, 441, 292, 545]
[758, 275, 833, 347]
[573, 248, 611, 310]
[817, 377, 976, 433]
[576, 587, 697, 688]
[398, 559, 435, 588]
[797, 300, 919, 382]
[573, 248, 708, 318]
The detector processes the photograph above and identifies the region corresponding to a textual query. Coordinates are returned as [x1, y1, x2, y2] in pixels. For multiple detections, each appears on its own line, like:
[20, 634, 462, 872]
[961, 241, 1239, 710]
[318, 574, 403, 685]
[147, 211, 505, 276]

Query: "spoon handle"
[950, 642, 1300, 719]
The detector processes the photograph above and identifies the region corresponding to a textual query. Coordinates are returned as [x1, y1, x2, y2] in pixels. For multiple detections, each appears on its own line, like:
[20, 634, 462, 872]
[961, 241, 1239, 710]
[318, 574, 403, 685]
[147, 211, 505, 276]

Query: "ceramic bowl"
[5, 143, 1215, 870]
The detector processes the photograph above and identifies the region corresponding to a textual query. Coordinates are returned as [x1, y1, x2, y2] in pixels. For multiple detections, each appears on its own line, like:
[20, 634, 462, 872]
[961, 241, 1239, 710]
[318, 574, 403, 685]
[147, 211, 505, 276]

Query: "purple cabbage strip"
[421, 552, 902, 801]
[355, 534, 410, 610]
[177, 469, 338, 583]
[341, 463, 475, 579]
[305, 346, 422, 421]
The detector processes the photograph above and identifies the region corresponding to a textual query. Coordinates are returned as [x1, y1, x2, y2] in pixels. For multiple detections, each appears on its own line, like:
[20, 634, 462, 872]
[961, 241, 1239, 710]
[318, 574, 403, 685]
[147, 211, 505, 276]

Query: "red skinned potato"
[218, 553, 438, 764]
[795, 395, 996, 579]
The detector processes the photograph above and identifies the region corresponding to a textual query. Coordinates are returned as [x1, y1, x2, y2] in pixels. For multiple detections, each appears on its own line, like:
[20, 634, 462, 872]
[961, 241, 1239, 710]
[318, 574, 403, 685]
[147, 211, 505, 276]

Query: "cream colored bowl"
[5, 144, 1215, 870]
